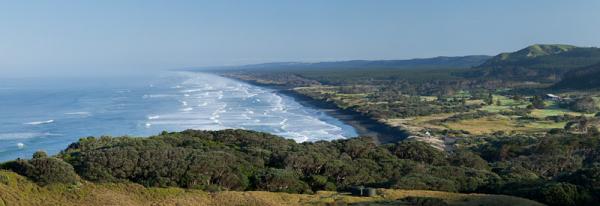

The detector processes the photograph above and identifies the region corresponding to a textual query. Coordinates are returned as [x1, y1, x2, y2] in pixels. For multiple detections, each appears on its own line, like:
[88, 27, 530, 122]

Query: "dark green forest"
[554, 63, 600, 90]
[3, 129, 600, 206]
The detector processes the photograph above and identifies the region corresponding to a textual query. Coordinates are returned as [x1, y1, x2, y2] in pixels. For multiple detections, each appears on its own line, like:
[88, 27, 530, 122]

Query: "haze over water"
[0, 72, 357, 161]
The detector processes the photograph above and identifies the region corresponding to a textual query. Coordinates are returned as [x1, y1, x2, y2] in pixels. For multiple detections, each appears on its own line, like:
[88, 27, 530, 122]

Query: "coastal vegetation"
[3, 129, 600, 205]
[218, 44, 600, 139]
[175, 44, 600, 206]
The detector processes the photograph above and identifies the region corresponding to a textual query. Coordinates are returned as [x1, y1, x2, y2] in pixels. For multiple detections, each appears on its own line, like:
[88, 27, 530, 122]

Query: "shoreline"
[217, 74, 410, 144]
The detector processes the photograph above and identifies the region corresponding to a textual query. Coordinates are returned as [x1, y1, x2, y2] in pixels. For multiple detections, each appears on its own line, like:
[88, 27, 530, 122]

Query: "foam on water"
[0, 71, 357, 161]
[0, 132, 52, 140]
[174, 72, 354, 142]
[24, 120, 55, 125]
[64, 112, 91, 116]
[147, 115, 160, 120]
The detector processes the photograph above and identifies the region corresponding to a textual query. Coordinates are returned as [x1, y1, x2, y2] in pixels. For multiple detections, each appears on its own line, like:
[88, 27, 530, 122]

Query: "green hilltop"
[494, 44, 577, 61]
[462, 44, 600, 82]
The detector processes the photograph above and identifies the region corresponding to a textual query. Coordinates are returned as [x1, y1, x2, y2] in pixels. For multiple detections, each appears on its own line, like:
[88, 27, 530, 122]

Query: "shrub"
[531, 96, 545, 109]
[32, 150, 48, 159]
[309, 175, 336, 191]
[0, 173, 9, 185]
[4, 157, 79, 186]
[392, 141, 445, 165]
[562, 166, 600, 193]
[448, 150, 489, 170]
[253, 168, 311, 193]
[569, 97, 598, 113]
[537, 182, 586, 206]
[391, 174, 458, 192]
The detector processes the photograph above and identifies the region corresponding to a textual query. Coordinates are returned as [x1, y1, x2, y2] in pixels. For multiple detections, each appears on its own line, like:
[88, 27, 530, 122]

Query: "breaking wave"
[24, 120, 54, 125]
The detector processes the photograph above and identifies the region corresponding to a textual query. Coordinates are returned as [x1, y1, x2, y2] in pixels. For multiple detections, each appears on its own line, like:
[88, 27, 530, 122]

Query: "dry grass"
[374, 189, 544, 206]
[530, 108, 592, 118]
[0, 170, 543, 206]
[444, 115, 517, 135]
[385, 113, 455, 132]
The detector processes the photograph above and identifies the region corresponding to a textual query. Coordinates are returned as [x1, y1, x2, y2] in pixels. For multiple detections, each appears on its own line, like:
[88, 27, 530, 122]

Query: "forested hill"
[554, 62, 600, 90]
[480, 44, 577, 67]
[2, 129, 600, 205]
[461, 44, 600, 82]
[191, 44, 600, 85]
[190, 55, 491, 72]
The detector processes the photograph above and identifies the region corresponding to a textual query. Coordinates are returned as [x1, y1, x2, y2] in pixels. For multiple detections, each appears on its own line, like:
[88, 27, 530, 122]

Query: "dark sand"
[219, 76, 411, 144]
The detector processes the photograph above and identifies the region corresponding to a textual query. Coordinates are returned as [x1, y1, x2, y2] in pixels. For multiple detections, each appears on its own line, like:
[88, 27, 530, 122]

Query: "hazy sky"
[1, 0, 599, 76]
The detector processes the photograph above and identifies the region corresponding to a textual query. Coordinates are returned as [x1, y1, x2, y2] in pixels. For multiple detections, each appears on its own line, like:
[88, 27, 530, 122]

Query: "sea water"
[0, 71, 357, 161]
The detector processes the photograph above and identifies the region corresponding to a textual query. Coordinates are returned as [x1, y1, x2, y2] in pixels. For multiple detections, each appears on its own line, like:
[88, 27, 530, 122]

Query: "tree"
[538, 183, 585, 206]
[569, 97, 599, 113]
[485, 93, 494, 105]
[253, 168, 311, 193]
[564, 116, 594, 133]
[392, 141, 445, 165]
[563, 166, 600, 193]
[4, 155, 79, 186]
[448, 150, 489, 170]
[531, 96, 545, 109]
[32, 150, 48, 159]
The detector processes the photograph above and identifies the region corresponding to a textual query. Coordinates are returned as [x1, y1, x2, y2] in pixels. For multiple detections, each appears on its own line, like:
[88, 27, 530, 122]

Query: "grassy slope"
[468, 44, 600, 82]
[0, 170, 543, 206]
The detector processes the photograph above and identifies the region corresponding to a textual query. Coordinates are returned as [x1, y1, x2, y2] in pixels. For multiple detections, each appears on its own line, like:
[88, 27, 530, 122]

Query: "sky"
[0, 0, 599, 76]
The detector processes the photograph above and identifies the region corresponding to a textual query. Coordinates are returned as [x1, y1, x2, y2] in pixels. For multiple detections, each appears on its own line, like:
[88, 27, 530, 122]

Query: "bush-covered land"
[555, 63, 600, 90]
[462, 45, 600, 82]
[218, 44, 600, 138]
[3, 129, 600, 205]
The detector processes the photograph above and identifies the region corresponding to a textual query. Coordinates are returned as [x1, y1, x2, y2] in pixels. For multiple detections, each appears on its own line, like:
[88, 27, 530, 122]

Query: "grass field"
[297, 85, 593, 136]
[385, 113, 454, 133]
[444, 115, 517, 135]
[443, 115, 564, 135]
[530, 101, 595, 118]
[479, 95, 528, 113]
[0, 170, 543, 206]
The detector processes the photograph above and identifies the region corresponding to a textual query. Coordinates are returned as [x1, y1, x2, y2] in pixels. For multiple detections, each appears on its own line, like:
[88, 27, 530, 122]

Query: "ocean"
[0, 71, 357, 162]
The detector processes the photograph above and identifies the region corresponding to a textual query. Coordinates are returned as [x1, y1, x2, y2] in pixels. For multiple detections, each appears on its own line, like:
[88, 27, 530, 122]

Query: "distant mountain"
[189, 55, 491, 72]
[553, 62, 600, 90]
[461, 44, 600, 82]
[480, 44, 577, 67]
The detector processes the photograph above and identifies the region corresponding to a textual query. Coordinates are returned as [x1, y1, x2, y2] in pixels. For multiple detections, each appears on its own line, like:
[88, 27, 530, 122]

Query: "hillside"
[2, 129, 600, 205]
[480, 44, 577, 66]
[192, 55, 491, 72]
[0, 170, 543, 206]
[462, 44, 600, 82]
[554, 62, 600, 90]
